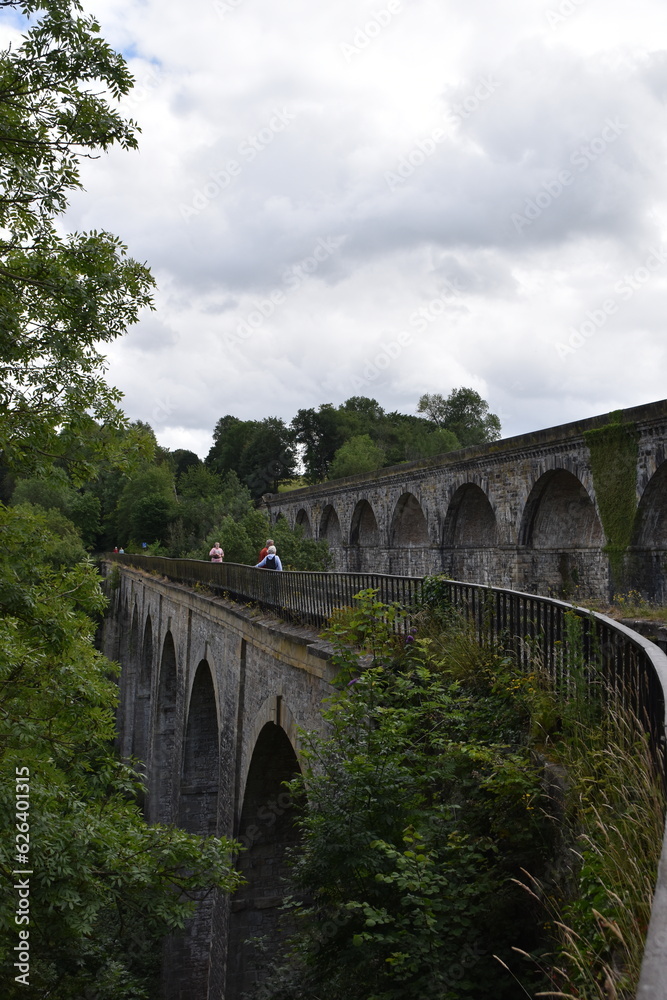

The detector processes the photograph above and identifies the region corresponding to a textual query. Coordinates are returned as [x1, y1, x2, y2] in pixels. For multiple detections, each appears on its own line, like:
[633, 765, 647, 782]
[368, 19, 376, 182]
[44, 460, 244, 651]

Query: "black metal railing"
[108, 553, 424, 629]
[106, 552, 667, 995]
[107, 553, 667, 749]
[421, 578, 667, 758]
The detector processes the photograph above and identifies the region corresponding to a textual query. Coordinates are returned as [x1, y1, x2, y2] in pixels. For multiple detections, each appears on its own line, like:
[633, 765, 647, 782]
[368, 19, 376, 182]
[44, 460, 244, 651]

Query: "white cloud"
[55, 0, 667, 455]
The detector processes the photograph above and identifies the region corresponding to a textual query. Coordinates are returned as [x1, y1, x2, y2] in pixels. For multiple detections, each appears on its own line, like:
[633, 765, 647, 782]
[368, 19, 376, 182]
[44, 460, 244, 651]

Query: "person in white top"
[209, 542, 224, 563]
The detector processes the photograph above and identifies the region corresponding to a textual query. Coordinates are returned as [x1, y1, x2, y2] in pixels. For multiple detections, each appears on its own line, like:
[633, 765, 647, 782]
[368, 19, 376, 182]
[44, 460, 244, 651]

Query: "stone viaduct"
[100, 399, 667, 1000]
[101, 564, 336, 1000]
[263, 399, 667, 602]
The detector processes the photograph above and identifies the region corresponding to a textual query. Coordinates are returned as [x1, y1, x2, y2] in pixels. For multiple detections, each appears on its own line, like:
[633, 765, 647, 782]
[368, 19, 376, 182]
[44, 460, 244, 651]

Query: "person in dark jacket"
[255, 544, 282, 571]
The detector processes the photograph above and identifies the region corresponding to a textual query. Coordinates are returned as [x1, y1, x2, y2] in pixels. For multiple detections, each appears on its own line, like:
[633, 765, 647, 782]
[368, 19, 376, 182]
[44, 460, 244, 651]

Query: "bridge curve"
[102, 555, 667, 1000]
[264, 399, 667, 601]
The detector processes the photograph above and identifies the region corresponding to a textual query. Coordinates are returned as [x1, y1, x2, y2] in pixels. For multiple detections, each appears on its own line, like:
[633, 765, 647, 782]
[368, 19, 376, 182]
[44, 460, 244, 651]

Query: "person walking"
[209, 542, 224, 563]
[255, 544, 282, 571]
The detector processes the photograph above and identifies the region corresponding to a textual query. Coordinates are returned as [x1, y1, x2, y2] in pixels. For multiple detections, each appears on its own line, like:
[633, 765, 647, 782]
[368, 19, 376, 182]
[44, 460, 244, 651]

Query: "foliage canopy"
[0, 505, 242, 999]
[0, 0, 154, 481]
[255, 591, 555, 1000]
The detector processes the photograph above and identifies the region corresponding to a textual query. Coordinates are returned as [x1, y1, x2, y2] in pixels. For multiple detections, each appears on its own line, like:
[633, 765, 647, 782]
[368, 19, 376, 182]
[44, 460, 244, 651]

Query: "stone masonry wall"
[101, 564, 336, 1000]
[265, 399, 667, 602]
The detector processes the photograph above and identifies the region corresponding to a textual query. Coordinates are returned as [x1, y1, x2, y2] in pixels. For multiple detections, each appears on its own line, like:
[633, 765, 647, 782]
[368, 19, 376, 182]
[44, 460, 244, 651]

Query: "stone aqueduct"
[101, 399, 667, 999]
[102, 565, 336, 1000]
[263, 399, 667, 602]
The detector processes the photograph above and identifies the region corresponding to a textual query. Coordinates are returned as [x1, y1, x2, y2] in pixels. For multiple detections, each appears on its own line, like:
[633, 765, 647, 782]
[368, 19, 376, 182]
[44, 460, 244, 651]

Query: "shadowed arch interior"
[132, 613, 152, 769]
[295, 507, 312, 538]
[226, 722, 302, 1000]
[119, 596, 130, 661]
[120, 604, 140, 759]
[390, 492, 430, 546]
[178, 660, 219, 836]
[520, 469, 604, 548]
[320, 504, 342, 544]
[443, 483, 498, 547]
[633, 461, 667, 547]
[129, 604, 140, 660]
[150, 630, 179, 824]
[350, 498, 379, 546]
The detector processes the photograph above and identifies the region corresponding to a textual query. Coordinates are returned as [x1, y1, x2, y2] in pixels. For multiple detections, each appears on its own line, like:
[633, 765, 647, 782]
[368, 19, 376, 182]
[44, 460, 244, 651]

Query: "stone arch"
[390, 492, 430, 546]
[629, 460, 667, 600]
[132, 613, 153, 769]
[443, 483, 498, 547]
[119, 596, 130, 662]
[226, 722, 302, 1000]
[295, 507, 312, 538]
[149, 630, 179, 824]
[178, 660, 219, 836]
[520, 469, 604, 548]
[241, 696, 301, 798]
[633, 461, 667, 548]
[350, 498, 379, 546]
[320, 503, 342, 545]
[167, 659, 221, 1000]
[118, 603, 139, 760]
[518, 469, 605, 598]
[129, 603, 140, 661]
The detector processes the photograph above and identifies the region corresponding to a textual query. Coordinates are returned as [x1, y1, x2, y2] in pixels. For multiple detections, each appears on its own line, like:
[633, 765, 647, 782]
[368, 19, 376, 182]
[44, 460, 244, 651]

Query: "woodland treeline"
[208, 388, 501, 495]
[2, 388, 500, 565]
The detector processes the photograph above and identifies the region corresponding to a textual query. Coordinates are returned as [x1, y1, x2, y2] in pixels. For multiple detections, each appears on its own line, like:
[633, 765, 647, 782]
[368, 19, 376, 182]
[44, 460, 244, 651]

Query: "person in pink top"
[209, 542, 224, 563]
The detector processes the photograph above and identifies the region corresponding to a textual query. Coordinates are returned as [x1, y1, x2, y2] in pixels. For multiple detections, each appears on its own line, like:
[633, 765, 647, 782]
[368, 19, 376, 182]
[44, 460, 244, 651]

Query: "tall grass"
[421, 600, 666, 998]
[519, 665, 665, 998]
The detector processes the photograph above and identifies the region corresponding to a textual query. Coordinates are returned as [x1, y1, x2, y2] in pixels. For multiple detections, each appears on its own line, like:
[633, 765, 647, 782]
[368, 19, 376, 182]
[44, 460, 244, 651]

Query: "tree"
[271, 517, 331, 571]
[257, 592, 554, 1000]
[418, 389, 501, 447]
[171, 448, 202, 480]
[372, 411, 458, 465]
[11, 473, 102, 546]
[241, 416, 297, 497]
[339, 396, 385, 420]
[411, 426, 460, 459]
[328, 434, 385, 479]
[206, 416, 296, 498]
[177, 464, 223, 499]
[0, 505, 242, 999]
[85, 421, 158, 550]
[115, 464, 176, 546]
[291, 404, 347, 483]
[0, 0, 155, 481]
[206, 416, 255, 478]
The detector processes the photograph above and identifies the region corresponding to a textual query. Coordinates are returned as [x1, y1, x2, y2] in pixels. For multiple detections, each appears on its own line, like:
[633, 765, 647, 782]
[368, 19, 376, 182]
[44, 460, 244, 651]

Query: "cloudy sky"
[12, 0, 667, 456]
